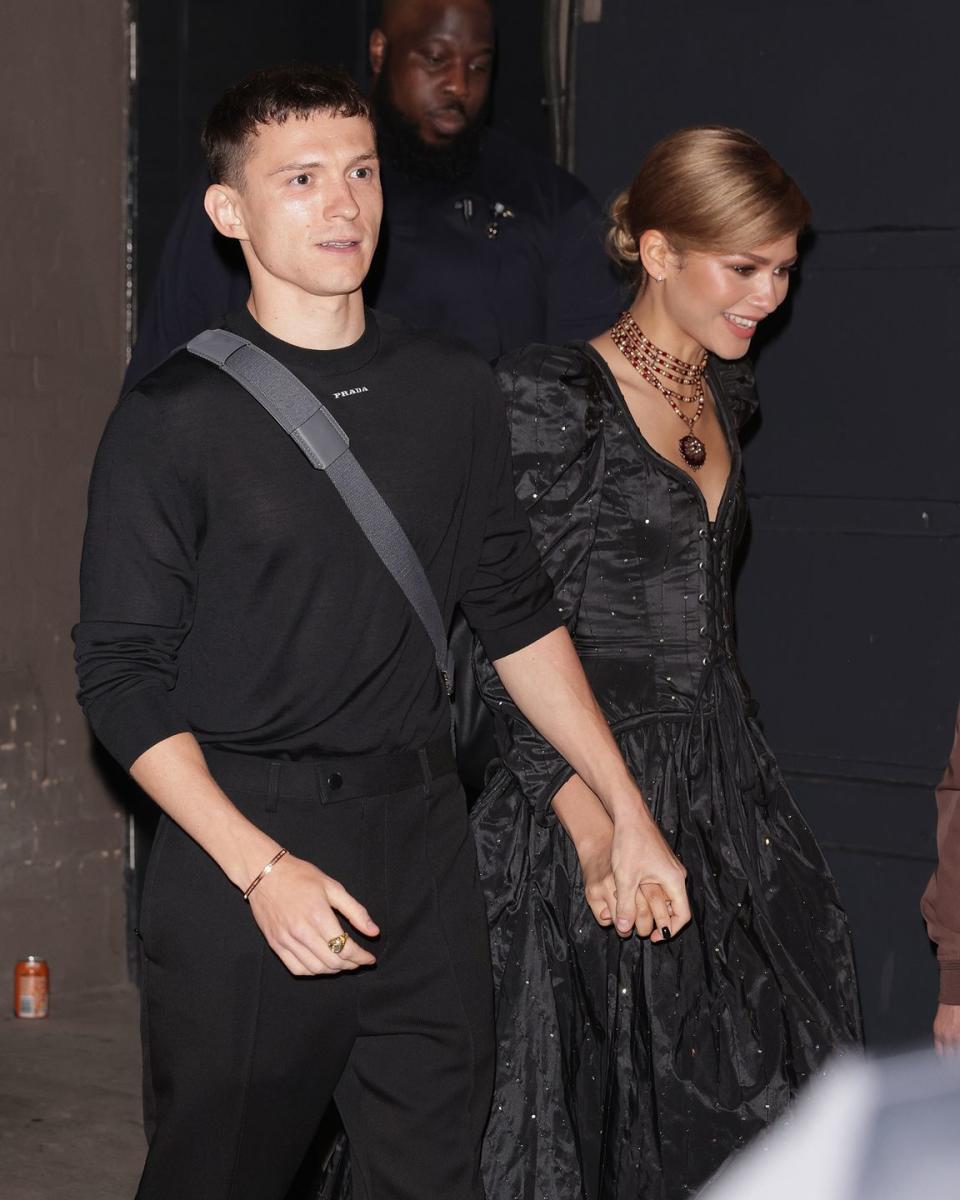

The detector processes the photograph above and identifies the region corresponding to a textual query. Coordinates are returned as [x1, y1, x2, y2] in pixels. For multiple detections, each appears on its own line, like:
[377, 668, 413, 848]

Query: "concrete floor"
[0, 985, 144, 1199]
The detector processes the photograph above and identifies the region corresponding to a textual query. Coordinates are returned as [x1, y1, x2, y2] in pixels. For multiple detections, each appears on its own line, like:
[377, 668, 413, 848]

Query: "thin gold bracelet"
[242, 847, 288, 902]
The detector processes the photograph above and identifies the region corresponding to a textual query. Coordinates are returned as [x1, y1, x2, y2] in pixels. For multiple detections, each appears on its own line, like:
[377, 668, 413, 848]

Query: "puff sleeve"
[711, 356, 760, 430]
[474, 344, 606, 821]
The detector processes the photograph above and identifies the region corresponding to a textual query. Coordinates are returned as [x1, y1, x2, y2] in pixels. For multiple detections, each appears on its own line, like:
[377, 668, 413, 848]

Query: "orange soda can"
[14, 957, 49, 1019]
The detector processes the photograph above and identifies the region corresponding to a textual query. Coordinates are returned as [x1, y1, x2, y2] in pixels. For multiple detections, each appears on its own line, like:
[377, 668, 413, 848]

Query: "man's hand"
[933, 1002, 960, 1056]
[129, 734, 381, 977]
[610, 812, 690, 942]
[248, 853, 380, 976]
[552, 772, 689, 940]
[578, 827, 688, 941]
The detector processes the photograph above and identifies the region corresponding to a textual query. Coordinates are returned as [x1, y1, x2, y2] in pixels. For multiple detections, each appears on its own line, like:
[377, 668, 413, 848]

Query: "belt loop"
[266, 762, 281, 813]
[418, 745, 433, 791]
[313, 761, 336, 805]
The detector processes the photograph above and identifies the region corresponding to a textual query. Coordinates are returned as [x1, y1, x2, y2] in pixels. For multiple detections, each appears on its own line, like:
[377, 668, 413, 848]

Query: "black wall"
[574, 0, 960, 1047]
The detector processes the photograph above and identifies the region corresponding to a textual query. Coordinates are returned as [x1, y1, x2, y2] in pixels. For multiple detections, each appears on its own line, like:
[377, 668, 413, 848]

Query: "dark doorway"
[574, 0, 960, 1047]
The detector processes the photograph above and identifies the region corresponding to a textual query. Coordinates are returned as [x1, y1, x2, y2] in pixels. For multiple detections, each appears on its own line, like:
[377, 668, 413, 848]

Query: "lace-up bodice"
[571, 347, 750, 720]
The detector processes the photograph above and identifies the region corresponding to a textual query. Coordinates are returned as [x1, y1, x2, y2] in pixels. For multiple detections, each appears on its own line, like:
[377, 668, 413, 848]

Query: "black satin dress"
[471, 343, 862, 1200]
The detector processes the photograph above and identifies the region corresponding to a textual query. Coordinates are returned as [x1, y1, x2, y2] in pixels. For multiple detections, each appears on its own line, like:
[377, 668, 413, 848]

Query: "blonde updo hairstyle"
[607, 126, 811, 291]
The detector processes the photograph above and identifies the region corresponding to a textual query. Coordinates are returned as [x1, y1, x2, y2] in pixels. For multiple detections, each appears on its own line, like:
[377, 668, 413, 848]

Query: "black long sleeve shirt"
[75, 308, 560, 769]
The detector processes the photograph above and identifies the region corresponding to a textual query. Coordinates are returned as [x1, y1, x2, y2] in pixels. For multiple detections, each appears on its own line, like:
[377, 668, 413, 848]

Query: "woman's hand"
[576, 832, 617, 929]
[552, 776, 623, 930]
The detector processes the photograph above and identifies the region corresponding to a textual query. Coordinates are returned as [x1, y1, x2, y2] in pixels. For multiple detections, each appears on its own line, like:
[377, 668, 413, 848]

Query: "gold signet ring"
[328, 932, 350, 956]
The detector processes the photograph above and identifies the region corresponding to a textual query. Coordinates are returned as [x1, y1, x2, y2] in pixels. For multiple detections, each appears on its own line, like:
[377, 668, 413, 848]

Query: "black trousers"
[136, 739, 494, 1200]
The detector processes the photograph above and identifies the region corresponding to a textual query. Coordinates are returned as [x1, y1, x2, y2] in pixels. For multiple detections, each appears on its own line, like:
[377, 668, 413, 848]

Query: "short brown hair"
[608, 125, 811, 289]
[202, 63, 372, 188]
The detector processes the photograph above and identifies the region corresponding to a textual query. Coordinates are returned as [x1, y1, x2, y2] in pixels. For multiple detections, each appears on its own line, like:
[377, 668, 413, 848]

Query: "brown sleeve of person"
[921, 704, 960, 1005]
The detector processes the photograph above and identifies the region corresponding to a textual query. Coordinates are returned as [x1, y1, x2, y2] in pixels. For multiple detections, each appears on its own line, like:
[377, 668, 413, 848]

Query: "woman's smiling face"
[659, 232, 799, 359]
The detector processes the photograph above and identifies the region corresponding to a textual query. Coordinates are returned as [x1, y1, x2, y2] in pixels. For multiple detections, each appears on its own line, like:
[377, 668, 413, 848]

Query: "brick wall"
[0, 2, 129, 994]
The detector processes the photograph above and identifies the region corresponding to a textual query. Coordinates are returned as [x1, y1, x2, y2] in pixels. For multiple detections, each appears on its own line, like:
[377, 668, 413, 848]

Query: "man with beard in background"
[122, 0, 620, 391]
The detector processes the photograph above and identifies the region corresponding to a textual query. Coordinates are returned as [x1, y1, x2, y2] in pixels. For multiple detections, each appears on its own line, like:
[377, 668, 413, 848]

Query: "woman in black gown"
[472, 126, 862, 1199]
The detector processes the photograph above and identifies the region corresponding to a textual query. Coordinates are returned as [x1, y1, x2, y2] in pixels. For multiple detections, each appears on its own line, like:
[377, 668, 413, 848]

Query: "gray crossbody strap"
[187, 328, 453, 695]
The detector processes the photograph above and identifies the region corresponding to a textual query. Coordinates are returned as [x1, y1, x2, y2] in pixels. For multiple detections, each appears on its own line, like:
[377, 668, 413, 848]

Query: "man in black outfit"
[75, 66, 687, 1200]
[122, 0, 621, 391]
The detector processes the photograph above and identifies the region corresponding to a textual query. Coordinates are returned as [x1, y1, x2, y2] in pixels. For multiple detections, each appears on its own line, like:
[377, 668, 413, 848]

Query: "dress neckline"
[576, 341, 740, 527]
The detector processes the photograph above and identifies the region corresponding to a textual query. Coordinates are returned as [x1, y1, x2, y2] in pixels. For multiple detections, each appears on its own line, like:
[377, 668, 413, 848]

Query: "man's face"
[210, 111, 382, 302]
[371, 1, 494, 146]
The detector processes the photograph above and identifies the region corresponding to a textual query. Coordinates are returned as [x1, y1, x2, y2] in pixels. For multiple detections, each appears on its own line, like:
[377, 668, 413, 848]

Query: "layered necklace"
[610, 311, 709, 470]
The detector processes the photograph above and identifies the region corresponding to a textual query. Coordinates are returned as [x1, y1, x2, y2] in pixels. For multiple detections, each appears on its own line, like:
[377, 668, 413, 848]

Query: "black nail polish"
[661, 926, 671, 940]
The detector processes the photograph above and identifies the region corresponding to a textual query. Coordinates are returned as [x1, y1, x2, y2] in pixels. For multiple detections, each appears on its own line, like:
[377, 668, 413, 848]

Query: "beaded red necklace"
[610, 311, 709, 470]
